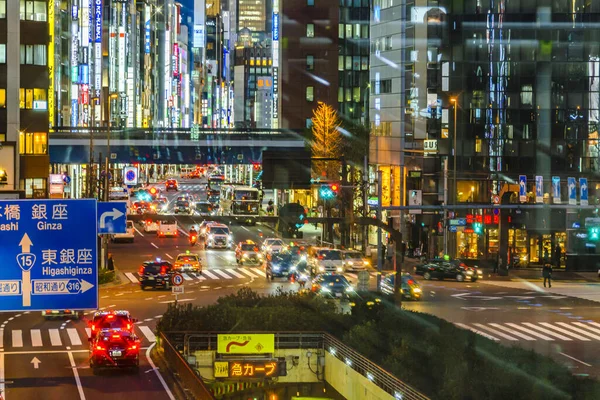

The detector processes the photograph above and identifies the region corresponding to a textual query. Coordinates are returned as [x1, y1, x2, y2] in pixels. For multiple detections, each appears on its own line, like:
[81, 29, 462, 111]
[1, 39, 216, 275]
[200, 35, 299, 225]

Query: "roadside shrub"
[98, 269, 116, 285]
[158, 288, 600, 400]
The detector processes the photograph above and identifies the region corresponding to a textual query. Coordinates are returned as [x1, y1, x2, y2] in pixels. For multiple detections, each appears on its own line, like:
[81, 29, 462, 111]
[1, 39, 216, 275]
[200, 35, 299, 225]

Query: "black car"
[380, 273, 422, 300]
[266, 251, 298, 280]
[311, 274, 355, 299]
[195, 201, 215, 216]
[174, 200, 191, 214]
[417, 260, 482, 282]
[139, 260, 174, 290]
[89, 329, 140, 373]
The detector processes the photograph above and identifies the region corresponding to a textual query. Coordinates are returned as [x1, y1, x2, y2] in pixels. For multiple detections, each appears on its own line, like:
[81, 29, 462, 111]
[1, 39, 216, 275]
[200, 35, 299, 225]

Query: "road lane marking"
[178, 227, 189, 237]
[181, 273, 193, 281]
[68, 351, 86, 400]
[67, 328, 82, 346]
[151, 242, 159, 249]
[31, 329, 43, 347]
[252, 268, 266, 277]
[49, 329, 62, 346]
[212, 269, 233, 279]
[146, 343, 176, 400]
[473, 323, 518, 341]
[165, 254, 173, 259]
[539, 322, 590, 341]
[134, 227, 145, 237]
[559, 352, 593, 367]
[521, 323, 572, 341]
[489, 324, 535, 341]
[139, 326, 156, 342]
[203, 270, 219, 279]
[505, 323, 554, 341]
[455, 323, 499, 341]
[573, 322, 600, 336]
[241, 226, 249, 231]
[240, 268, 259, 278]
[555, 322, 600, 341]
[12, 330, 23, 347]
[226, 269, 245, 278]
[125, 272, 139, 283]
[586, 321, 600, 331]
[85, 328, 91, 338]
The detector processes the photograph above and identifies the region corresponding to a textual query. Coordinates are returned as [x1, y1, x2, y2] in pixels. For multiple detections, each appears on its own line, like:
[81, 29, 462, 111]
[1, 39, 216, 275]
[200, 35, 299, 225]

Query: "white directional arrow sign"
[19, 233, 33, 253]
[99, 208, 125, 229]
[17, 233, 35, 307]
[31, 357, 41, 369]
[31, 279, 94, 295]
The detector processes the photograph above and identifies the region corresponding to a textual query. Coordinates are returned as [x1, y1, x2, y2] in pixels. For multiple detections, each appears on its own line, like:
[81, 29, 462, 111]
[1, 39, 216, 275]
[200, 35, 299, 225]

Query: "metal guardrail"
[160, 332, 216, 400]
[323, 334, 429, 400]
[165, 331, 429, 400]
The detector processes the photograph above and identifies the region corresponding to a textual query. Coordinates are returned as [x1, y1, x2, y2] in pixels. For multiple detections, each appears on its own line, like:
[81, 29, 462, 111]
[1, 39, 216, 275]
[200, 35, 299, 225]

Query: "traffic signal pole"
[376, 170, 383, 292]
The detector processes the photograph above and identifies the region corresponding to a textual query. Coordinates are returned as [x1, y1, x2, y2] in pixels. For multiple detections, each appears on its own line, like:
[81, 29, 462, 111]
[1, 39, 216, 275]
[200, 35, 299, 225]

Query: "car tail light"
[318, 255, 324, 260]
[91, 324, 96, 331]
[191, 235, 197, 241]
[407, 279, 415, 285]
[160, 266, 167, 274]
[139, 266, 144, 274]
[128, 344, 138, 350]
[112, 334, 120, 339]
[127, 323, 131, 330]
[107, 314, 114, 320]
[95, 345, 104, 351]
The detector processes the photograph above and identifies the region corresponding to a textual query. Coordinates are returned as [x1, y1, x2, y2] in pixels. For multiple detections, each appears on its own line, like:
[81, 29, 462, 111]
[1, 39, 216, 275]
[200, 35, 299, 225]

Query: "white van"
[112, 220, 135, 243]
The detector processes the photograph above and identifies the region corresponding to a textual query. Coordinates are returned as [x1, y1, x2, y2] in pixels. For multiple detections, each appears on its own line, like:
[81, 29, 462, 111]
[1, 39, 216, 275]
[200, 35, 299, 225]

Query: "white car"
[143, 220, 159, 233]
[112, 220, 135, 243]
[341, 250, 369, 272]
[261, 238, 285, 255]
[157, 221, 178, 238]
[309, 248, 344, 274]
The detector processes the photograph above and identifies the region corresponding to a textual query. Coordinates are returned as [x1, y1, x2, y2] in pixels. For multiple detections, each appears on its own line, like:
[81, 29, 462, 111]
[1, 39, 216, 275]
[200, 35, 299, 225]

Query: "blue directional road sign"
[580, 178, 589, 206]
[0, 199, 98, 312]
[568, 177, 577, 205]
[97, 201, 127, 234]
[518, 175, 527, 202]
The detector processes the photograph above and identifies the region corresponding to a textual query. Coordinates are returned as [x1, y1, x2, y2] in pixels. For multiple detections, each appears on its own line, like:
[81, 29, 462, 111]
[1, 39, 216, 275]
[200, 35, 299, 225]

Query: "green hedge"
[98, 269, 116, 285]
[157, 288, 600, 400]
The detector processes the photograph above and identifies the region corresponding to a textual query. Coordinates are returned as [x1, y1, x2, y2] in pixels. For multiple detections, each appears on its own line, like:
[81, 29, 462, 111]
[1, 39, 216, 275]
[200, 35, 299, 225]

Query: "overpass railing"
[164, 331, 430, 400]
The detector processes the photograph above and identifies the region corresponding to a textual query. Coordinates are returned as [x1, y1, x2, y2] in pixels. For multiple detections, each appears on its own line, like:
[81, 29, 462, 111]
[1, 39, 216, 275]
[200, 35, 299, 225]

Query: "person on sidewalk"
[107, 253, 115, 271]
[554, 244, 562, 270]
[542, 262, 552, 288]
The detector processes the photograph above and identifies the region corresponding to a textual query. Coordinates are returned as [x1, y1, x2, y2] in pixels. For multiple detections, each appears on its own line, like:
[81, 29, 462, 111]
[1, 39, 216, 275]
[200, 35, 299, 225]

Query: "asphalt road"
[4, 179, 600, 398]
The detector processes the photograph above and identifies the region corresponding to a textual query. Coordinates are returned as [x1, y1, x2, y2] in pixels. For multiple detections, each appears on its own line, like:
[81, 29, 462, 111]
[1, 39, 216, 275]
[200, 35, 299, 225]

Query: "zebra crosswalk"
[124, 267, 266, 284]
[1, 324, 158, 350]
[455, 321, 600, 342]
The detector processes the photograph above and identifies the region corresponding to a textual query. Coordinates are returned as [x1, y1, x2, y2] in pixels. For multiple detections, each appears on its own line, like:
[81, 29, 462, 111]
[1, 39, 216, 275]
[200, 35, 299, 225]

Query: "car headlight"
[477, 269, 483, 275]
[319, 266, 325, 272]
[258, 254, 263, 259]
[243, 253, 248, 258]
[290, 265, 297, 271]
[363, 260, 369, 265]
[347, 261, 354, 266]
[320, 287, 330, 292]
[466, 270, 474, 275]
[345, 286, 354, 292]
[273, 265, 280, 271]
[336, 267, 343, 272]
[228, 235, 233, 241]
[412, 287, 422, 293]
[208, 234, 214, 240]
[300, 274, 308, 280]
[301, 255, 307, 261]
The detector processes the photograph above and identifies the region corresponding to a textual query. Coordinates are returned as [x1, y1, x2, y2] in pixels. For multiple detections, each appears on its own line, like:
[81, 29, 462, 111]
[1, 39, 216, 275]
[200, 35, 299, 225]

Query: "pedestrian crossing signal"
[473, 223, 483, 234]
[590, 227, 600, 241]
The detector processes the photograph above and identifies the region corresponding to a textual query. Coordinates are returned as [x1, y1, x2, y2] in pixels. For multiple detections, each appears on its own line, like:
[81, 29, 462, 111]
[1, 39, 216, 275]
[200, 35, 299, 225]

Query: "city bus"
[207, 174, 226, 201]
[219, 185, 260, 219]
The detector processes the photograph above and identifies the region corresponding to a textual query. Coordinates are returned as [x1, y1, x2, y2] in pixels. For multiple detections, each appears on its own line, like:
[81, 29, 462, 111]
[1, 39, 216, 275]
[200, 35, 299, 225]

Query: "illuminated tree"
[311, 102, 342, 179]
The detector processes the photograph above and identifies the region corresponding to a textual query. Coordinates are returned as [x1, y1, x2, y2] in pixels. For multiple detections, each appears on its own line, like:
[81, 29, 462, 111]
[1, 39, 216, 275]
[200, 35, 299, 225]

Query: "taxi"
[89, 328, 140, 373]
[89, 310, 136, 340]
[235, 240, 264, 265]
[173, 251, 202, 273]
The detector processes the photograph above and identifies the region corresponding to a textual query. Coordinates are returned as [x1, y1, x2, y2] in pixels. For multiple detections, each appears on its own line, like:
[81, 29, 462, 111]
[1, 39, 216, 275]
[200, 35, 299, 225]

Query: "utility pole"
[443, 157, 449, 254]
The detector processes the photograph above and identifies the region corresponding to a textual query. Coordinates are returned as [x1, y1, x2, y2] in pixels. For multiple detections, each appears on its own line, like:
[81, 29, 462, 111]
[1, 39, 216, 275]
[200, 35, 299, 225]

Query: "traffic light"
[330, 183, 340, 194]
[590, 227, 600, 241]
[319, 184, 339, 200]
[149, 187, 157, 196]
[473, 223, 483, 234]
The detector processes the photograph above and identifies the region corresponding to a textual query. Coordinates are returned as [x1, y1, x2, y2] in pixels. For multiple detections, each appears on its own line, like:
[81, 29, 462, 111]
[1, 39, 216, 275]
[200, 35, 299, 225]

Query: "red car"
[166, 179, 178, 191]
[89, 310, 136, 340]
[90, 329, 140, 373]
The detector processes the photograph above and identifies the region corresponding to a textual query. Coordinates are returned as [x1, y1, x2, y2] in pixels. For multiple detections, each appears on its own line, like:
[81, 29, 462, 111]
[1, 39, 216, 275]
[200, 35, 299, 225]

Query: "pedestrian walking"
[554, 244, 562, 269]
[107, 253, 115, 271]
[542, 262, 552, 288]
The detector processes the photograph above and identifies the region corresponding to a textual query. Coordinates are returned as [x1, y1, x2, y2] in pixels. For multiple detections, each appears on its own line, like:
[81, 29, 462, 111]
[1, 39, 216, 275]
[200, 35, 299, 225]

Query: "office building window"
[0, 1, 5, 19]
[19, 132, 47, 154]
[0, 44, 5, 63]
[338, 55, 344, 71]
[306, 86, 314, 102]
[20, 1, 47, 21]
[19, 88, 47, 109]
[0, 89, 5, 108]
[381, 79, 392, 93]
[21, 44, 49, 65]
[306, 55, 314, 70]
[306, 24, 315, 38]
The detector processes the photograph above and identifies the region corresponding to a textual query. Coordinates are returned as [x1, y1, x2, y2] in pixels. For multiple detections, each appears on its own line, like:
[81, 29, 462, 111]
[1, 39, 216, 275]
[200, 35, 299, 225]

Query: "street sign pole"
[443, 157, 448, 255]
